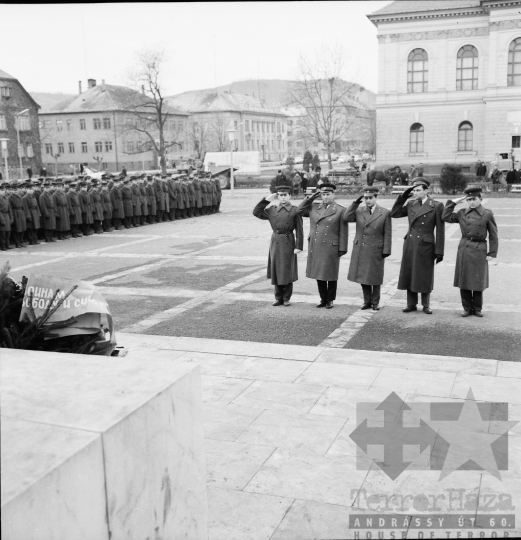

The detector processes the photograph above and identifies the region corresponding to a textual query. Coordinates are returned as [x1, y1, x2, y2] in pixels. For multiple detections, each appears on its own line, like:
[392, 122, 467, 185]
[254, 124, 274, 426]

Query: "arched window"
[410, 123, 424, 153]
[508, 37, 521, 86]
[458, 122, 473, 151]
[407, 49, 428, 93]
[456, 45, 478, 90]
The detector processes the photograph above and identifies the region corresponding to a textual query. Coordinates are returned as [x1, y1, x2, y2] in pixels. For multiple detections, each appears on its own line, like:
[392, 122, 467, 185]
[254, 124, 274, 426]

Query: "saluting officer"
[296, 183, 348, 309]
[391, 178, 445, 314]
[253, 185, 304, 306]
[343, 186, 392, 310]
[39, 179, 58, 242]
[67, 180, 83, 237]
[0, 181, 14, 251]
[22, 180, 41, 245]
[8, 181, 27, 248]
[442, 187, 499, 317]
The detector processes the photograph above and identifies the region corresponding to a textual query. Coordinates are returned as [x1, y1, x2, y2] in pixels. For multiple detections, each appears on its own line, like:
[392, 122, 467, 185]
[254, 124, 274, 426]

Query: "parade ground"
[3, 189, 521, 539]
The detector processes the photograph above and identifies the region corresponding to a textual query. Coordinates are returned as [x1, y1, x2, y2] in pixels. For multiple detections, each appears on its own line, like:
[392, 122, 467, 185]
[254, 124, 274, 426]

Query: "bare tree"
[209, 116, 229, 152]
[289, 46, 365, 169]
[188, 120, 210, 159]
[123, 49, 182, 174]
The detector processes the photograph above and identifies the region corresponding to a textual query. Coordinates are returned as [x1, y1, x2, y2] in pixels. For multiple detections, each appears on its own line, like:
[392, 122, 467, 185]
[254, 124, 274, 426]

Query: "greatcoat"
[296, 197, 349, 281]
[193, 179, 203, 208]
[200, 182, 207, 207]
[53, 191, 71, 231]
[343, 202, 392, 286]
[146, 184, 157, 215]
[110, 186, 124, 219]
[0, 194, 14, 232]
[215, 180, 222, 203]
[168, 179, 177, 210]
[391, 195, 445, 293]
[139, 184, 148, 216]
[101, 190, 113, 220]
[67, 191, 83, 225]
[154, 180, 165, 211]
[175, 182, 185, 210]
[181, 183, 190, 208]
[39, 191, 57, 230]
[253, 199, 304, 285]
[442, 201, 498, 291]
[131, 184, 142, 217]
[22, 193, 41, 229]
[162, 182, 170, 212]
[8, 193, 27, 232]
[121, 185, 133, 217]
[90, 190, 104, 221]
[79, 191, 94, 224]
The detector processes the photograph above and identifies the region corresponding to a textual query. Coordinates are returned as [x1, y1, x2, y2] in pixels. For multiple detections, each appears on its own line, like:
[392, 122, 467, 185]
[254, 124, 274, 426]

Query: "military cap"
[319, 182, 336, 191]
[53, 179, 64, 185]
[70, 181, 78, 187]
[362, 186, 379, 194]
[101, 179, 108, 185]
[276, 185, 292, 193]
[1, 181, 10, 188]
[78, 180, 88, 187]
[43, 179, 52, 186]
[122, 178, 130, 184]
[464, 186, 482, 196]
[412, 178, 430, 188]
[8, 180, 19, 188]
[91, 179, 99, 185]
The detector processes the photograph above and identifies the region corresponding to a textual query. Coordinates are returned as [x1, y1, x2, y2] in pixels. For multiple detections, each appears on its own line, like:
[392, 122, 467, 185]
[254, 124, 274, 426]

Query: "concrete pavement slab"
[203, 403, 265, 442]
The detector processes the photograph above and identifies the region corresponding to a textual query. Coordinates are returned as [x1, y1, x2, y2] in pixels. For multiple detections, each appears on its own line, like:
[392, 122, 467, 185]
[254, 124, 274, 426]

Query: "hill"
[168, 79, 375, 110]
[30, 92, 76, 112]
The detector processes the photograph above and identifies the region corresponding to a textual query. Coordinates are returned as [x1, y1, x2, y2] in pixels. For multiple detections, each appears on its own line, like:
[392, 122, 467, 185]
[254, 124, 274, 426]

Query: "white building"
[368, 0, 521, 173]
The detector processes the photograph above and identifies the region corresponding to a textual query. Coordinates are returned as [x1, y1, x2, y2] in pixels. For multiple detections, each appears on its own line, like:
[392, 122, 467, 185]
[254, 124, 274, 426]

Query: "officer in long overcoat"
[154, 177, 165, 222]
[101, 180, 113, 231]
[53, 180, 71, 239]
[8, 181, 27, 247]
[39, 181, 57, 242]
[343, 186, 392, 310]
[90, 180, 104, 233]
[253, 185, 304, 305]
[130, 179, 142, 226]
[139, 179, 148, 225]
[145, 177, 157, 224]
[121, 179, 134, 228]
[67, 180, 82, 237]
[200, 180, 208, 215]
[442, 187, 498, 317]
[22, 181, 41, 245]
[0, 182, 14, 250]
[78, 181, 94, 235]
[193, 177, 203, 216]
[187, 179, 196, 218]
[296, 183, 348, 309]
[161, 177, 170, 221]
[391, 178, 445, 314]
[110, 178, 124, 230]
[167, 177, 177, 221]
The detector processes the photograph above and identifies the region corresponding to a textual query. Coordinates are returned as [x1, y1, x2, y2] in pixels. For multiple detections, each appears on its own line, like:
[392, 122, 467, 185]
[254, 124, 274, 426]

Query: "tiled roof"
[369, 0, 482, 17]
[0, 68, 16, 79]
[167, 91, 285, 116]
[44, 83, 187, 115]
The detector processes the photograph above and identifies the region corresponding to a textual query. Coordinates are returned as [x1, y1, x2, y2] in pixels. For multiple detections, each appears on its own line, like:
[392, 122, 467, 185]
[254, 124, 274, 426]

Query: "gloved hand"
[338, 251, 347, 257]
[354, 195, 364, 205]
[403, 186, 414, 198]
[383, 253, 390, 258]
[435, 255, 443, 264]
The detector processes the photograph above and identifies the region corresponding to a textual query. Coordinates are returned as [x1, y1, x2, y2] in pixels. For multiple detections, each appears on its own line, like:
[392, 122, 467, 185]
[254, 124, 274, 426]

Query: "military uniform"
[343, 186, 392, 309]
[8, 184, 27, 247]
[146, 178, 157, 224]
[90, 181, 104, 233]
[167, 177, 177, 221]
[0, 184, 14, 250]
[22, 183, 41, 245]
[442, 187, 499, 316]
[67, 182, 83, 237]
[101, 182, 113, 231]
[121, 180, 134, 228]
[139, 181, 148, 225]
[39, 183, 58, 242]
[131, 180, 142, 227]
[391, 179, 445, 312]
[110, 179, 124, 230]
[253, 187, 304, 304]
[215, 179, 222, 213]
[53, 181, 71, 239]
[296, 184, 349, 307]
[79, 183, 94, 235]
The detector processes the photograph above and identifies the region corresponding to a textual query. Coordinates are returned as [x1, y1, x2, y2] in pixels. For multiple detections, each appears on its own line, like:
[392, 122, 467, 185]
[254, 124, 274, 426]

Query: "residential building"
[368, 0, 521, 172]
[167, 91, 288, 161]
[0, 69, 42, 180]
[39, 79, 190, 174]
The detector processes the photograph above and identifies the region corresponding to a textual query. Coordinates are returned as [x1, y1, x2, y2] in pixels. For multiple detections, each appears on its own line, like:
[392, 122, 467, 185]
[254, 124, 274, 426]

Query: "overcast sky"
[1, 1, 391, 96]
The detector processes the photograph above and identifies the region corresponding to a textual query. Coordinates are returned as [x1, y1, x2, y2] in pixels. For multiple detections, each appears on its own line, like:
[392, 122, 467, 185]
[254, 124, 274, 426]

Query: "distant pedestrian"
[490, 165, 500, 186]
[417, 163, 424, 177]
[475, 160, 487, 178]
[26, 167, 33, 179]
[506, 167, 516, 191]
[121, 166, 127, 178]
[410, 165, 418, 178]
[39, 166, 47, 177]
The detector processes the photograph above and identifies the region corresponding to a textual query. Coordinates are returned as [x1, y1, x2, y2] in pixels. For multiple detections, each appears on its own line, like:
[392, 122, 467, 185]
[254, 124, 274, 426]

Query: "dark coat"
[121, 186, 133, 217]
[53, 191, 71, 231]
[200, 182, 208, 206]
[9, 193, 27, 233]
[146, 184, 157, 215]
[79, 191, 94, 224]
[175, 182, 185, 209]
[90, 190, 104, 221]
[139, 184, 148, 216]
[391, 195, 445, 293]
[253, 199, 304, 285]
[0, 194, 14, 232]
[209, 181, 218, 205]
[162, 182, 169, 212]
[39, 191, 57, 230]
[101, 191, 113, 219]
[343, 202, 392, 286]
[110, 186, 124, 219]
[297, 197, 349, 281]
[168, 179, 178, 209]
[193, 180, 203, 208]
[22, 193, 41, 229]
[154, 180, 164, 211]
[506, 170, 517, 185]
[181, 183, 190, 207]
[442, 201, 498, 291]
[187, 183, 196, 206]
[131, 184, 142, 216]
[215, 180, 222, 203]
[67, 191, 83, 225]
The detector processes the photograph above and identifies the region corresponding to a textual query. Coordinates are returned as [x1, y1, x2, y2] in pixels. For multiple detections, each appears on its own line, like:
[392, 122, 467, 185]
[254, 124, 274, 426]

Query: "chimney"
[87, 78, 97, 89]
[78, 81, 82, 94]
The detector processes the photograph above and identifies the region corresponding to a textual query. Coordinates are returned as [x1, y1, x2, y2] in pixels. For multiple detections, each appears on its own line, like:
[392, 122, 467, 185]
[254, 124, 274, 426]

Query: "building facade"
[167, 91, 288, 162]
[0, 69, 42, 180]
[368, 0, 521, 172]
[39, 79, 190, 174]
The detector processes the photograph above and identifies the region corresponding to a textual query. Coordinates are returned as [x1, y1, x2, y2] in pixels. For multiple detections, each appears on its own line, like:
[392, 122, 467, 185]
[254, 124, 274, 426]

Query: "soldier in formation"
[0, 171, 223, 250]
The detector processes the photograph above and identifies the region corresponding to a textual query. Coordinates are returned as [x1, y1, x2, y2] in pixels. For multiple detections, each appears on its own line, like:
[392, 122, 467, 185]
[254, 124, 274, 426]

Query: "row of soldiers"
[0, 173, 223, 250]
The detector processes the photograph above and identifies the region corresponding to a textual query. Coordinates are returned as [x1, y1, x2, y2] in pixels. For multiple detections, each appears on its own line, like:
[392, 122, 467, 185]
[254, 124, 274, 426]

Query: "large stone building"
[39, 79, 190, 174]
[167, 91, 288, 162]
[368, 0, 521, 172]
[0, 69, 42, 180]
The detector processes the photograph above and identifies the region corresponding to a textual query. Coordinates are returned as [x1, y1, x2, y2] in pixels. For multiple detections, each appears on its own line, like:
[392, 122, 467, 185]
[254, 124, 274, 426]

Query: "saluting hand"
[403, 186, 414, 198]
[454, 196, 466, 204]
[265, 193, 278, 202]
[354, 195, 364, 205]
